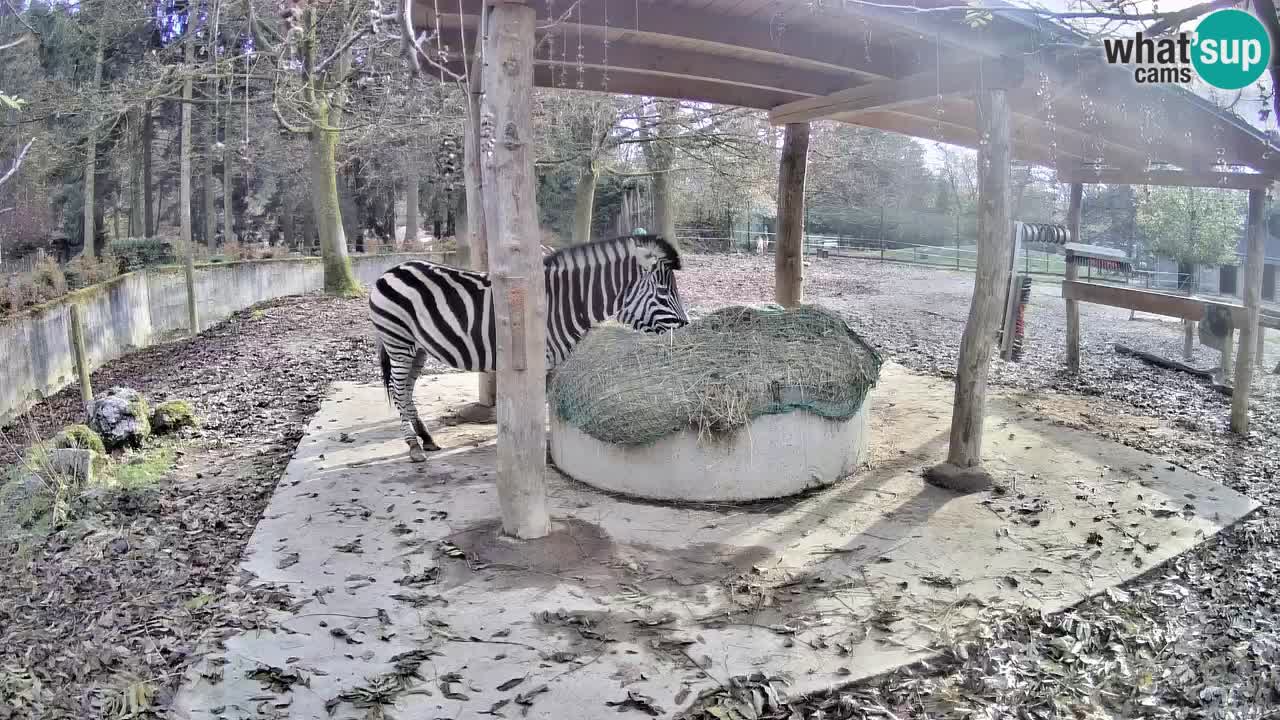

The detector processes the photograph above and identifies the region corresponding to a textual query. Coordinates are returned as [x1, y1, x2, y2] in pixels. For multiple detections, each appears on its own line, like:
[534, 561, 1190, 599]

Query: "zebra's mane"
[544, 234, 682, 272]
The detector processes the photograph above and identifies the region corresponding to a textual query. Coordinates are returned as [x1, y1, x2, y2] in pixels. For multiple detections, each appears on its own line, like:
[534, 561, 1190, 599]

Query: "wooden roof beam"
[768, 59, 1024, 126]
[1057, 165, 1275, 189]
[835, 109, 1086, 168]
[432, 60, 810, 109]
[415, 0, 919, 80]
[432, 29, 863, 98]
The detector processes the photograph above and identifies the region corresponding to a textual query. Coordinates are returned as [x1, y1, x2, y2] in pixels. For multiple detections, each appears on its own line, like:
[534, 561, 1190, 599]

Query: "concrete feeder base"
[548, 401, 871, 502]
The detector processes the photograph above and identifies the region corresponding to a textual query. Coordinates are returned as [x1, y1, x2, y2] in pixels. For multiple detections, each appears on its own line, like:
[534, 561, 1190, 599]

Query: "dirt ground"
[1, 254, 1277, 718]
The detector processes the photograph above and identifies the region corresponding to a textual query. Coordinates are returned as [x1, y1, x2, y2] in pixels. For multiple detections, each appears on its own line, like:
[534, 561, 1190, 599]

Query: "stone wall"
[0, 253, 443, 425]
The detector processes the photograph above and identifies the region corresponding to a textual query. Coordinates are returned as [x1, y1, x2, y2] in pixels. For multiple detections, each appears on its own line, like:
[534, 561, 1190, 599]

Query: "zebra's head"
[619, 234, 689, 333]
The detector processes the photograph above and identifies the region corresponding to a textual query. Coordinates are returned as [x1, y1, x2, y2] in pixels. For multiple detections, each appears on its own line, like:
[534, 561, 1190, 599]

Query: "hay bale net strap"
[549, 305, 883, 446]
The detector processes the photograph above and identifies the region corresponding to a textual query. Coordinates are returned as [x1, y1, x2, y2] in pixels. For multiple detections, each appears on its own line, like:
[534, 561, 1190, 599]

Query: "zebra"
[369, 234, 689, 462]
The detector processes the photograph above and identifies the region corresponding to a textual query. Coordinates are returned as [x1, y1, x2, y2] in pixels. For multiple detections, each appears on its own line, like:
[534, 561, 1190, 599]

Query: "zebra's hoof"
[422, 439, 442, 452]
[408, 444, 429, 463]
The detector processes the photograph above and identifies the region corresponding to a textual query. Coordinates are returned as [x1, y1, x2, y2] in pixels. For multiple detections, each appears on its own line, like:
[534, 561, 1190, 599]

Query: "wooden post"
[1257, 325, 1266, 367]
[68, 305, 94, 420]
[1230, 188, 1267, 434]
[774, 122, 809, 308]
[1221, 329, 1234, 382]
[1064, 182, 1083, 372]
[480, 1, 550, 539]
[999, 222, 1023, 360]
[1183, 319, 1195, 361]
[924, 86, 1013, 493]
[463, 33, 497, 414]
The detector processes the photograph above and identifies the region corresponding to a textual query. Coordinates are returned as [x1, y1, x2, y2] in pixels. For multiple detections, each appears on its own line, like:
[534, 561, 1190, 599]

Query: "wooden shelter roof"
[411, 0, 1280, 182]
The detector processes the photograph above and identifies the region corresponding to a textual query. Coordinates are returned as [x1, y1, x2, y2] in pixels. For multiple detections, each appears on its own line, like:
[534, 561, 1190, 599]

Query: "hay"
[549, 304, 882, 446]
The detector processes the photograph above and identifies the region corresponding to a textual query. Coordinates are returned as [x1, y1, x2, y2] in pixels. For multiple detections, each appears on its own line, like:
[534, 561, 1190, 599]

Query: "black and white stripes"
[369, 234, 688, 461]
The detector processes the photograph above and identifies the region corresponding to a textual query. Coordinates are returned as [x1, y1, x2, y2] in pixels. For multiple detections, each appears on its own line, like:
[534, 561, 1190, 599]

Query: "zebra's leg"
[387, 346, 437, 462]
[404, 349, 441, 453]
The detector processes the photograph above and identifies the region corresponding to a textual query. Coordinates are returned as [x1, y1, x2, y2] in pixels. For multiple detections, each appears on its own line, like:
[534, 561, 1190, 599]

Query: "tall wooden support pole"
[925, 87, 1012, 493]
[464, 38, 497, 410]
[774, 122, 809, 308]
[1230, 189, 1267, 434]
[1064, 182, 1083, 372]
[68, 305, 94, 420]
[480, 2, 549, 539]
[1221, 329, 1234, 381]
[180, 32, 200, 335]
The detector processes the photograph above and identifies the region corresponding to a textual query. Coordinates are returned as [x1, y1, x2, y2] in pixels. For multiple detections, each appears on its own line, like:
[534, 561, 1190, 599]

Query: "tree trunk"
[774, 122, 809, 308]
[143, 101, 155, 238]
[223, 82, 235, 244]
[205, 92, 218, 251]
[480, 2, 549, 539]
[643, 100, 678, 242]
[82, 37, 104, 258]
[570, 159, 598, 245]
[310, 100, 361, 295]
[1230, 189, 1267, 434]
[651, 171, 676, 243]
[301, 3, 360, 295]
[129, 109, 144, 238]
[405, 165, 419, 244]
[181, 32, 199, 333]
[940, 87, 1013, 474]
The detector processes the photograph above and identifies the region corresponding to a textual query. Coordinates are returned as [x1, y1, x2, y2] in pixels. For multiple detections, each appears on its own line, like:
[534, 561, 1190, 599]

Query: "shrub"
[0, 258, 65, 316]
[257, 245, 288, 259]
[30, 256, 68, 295]
[63, 253, 118, 289]
[107, 238, 177, 271]
[220, 240, 246, 261]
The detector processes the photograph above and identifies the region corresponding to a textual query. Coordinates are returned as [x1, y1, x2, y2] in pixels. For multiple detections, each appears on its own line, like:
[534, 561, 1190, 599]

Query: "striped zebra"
[369, 234, 689, 462]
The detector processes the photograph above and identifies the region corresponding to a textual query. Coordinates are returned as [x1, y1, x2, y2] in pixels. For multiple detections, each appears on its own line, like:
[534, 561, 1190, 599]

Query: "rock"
[51, 424, 107, 455]
[45, 448, 100, 486]
[11, 447, 101, 495]
[90, 387, 152, 450]
[455, 403, 496, 425]
[151, 400, 197, 435]
[923, 462, 993, 494]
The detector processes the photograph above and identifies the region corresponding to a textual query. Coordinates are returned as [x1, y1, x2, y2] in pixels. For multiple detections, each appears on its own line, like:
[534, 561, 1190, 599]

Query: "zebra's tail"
[377, 337, 393, 405]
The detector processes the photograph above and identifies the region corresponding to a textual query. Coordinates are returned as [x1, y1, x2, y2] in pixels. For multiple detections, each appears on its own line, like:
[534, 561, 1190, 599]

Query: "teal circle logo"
[1191, 9, 1271, 90]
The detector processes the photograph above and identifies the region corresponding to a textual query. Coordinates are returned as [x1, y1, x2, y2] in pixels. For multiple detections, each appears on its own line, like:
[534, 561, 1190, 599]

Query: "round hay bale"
[548, 305, 882, 502]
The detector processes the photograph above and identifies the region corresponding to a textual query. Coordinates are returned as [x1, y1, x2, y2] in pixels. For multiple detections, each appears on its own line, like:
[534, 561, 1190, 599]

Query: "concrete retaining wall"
[0, 253, 443, 425]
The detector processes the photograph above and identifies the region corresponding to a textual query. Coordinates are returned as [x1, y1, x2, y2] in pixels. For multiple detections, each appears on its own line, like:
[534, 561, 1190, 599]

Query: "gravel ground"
[1, 254, 1278, 718]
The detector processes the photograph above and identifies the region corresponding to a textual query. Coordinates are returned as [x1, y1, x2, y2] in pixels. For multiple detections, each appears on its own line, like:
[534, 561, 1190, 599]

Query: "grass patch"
[0, 441, 178, 550]
[112, 445, 176, 491]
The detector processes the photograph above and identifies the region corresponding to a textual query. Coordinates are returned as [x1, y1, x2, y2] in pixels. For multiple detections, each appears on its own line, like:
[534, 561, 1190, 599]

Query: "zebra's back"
[369, 260, 496, 372]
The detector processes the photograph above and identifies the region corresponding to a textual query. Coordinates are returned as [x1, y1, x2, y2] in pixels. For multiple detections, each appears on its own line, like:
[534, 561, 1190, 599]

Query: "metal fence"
[676, 228, 1280, 302]
[0, 252, 43, 277]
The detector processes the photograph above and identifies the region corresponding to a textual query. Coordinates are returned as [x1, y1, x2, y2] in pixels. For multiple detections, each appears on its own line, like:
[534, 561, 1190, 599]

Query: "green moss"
[51, 424, 106, 455]
[111, 445, 175, 490]
[323, 254, 364, 297]
[151, 400, 197, 434]
[128, 395, 152, 438]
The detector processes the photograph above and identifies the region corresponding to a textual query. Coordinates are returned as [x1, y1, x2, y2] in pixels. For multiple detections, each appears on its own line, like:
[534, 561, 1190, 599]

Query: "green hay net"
[549, 304, 883, 446]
